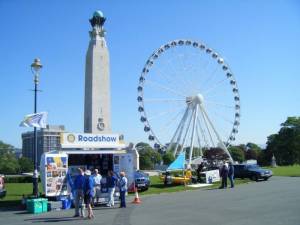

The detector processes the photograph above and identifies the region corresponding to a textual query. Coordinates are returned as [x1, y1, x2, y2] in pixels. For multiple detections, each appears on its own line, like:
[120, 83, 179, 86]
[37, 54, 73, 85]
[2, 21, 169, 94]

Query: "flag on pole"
[20, 112, 48, 128]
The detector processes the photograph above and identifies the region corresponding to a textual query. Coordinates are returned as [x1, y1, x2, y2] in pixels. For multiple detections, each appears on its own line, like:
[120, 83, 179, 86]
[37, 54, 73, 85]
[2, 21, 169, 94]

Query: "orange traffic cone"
[132, 187, 141, 204]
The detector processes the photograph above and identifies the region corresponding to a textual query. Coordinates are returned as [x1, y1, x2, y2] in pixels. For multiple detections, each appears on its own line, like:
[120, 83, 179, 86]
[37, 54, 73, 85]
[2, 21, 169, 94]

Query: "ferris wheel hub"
[186, 93, 204, 105]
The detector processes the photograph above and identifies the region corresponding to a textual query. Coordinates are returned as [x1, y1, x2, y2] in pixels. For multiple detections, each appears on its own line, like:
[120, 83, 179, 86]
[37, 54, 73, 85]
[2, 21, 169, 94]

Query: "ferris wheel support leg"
[199, 104, 233, 163]
[196, 126, 203, 157]
[197, 117, 210, 150]
[199, 107, 215, 147]
[178, 107, 194, 156]
[168, 106, 190, 157]
[188, 104, 199, 166]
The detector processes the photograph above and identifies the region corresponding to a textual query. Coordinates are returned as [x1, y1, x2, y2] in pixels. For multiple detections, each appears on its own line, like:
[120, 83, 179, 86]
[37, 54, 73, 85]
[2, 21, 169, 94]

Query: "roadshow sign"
[60, 132, 125, 149]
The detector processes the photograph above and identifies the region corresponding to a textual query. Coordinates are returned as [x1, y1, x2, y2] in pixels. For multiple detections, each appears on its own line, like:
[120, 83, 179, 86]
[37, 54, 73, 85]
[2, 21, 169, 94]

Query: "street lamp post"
[31, 58, 43, 197]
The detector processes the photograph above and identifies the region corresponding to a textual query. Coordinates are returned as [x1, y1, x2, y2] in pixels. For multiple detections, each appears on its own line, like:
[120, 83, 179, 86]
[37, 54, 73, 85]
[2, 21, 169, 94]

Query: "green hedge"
[4, 176, 41, 183]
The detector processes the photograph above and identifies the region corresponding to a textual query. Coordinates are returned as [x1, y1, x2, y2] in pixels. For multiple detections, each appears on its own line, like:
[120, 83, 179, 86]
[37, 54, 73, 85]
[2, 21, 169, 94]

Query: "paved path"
[0, 176, 299, 225]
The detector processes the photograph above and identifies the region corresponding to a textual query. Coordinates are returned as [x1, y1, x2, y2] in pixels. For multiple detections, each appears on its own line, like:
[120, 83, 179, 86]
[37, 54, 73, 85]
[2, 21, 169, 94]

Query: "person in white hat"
[84, 170, 94, 219]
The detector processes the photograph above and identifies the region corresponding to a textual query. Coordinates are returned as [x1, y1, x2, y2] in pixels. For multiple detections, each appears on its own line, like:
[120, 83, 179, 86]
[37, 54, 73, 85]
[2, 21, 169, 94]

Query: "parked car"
[134, 171, 150, 191]
[0, 174, 6, 198]
[233, 164, 272, 181]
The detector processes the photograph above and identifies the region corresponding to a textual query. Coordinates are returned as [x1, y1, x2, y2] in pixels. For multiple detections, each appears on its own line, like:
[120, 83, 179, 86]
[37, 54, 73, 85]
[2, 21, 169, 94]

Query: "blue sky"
[0, 0, 299, 148]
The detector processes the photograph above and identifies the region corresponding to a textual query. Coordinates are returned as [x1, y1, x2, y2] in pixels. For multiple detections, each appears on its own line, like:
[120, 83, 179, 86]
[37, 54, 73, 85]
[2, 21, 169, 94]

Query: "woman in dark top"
[106, 170, 117, 207]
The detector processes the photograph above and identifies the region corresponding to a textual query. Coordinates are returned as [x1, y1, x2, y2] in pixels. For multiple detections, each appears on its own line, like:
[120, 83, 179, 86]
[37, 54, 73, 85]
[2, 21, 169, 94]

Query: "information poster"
[45, 156, 68, 196]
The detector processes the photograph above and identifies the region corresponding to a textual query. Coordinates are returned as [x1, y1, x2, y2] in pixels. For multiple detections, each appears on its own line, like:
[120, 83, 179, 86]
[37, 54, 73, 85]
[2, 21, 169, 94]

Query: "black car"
[233, 164, 273, 181]
[134, 171, 150, 191]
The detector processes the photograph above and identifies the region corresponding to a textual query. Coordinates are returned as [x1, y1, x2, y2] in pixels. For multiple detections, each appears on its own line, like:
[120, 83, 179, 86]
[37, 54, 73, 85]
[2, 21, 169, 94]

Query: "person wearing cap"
[92, 169, 102, 205]
[73, 168, 85, 218]
[118, 171, 128, 208]
[84, 170, 94, 219]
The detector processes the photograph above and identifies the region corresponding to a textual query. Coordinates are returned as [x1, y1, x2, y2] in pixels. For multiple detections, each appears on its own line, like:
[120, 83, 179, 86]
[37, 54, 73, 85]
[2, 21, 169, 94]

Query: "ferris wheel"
[137, 39, 240, 165]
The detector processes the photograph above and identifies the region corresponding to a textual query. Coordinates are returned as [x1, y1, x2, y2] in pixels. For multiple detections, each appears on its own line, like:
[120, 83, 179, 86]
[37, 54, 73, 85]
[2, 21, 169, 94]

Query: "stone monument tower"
[84, 11, 111, 133]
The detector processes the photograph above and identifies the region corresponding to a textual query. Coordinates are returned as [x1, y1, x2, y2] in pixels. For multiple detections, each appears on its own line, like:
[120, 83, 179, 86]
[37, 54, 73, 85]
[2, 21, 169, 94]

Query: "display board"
[43, 154, 68, 196]
[203, 169, 220, 183]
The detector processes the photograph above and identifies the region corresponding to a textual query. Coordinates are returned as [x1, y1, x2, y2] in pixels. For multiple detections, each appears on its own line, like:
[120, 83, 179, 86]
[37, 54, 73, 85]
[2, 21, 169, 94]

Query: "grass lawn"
[0, 183, 43, 208]
[265, 165, 300, 177]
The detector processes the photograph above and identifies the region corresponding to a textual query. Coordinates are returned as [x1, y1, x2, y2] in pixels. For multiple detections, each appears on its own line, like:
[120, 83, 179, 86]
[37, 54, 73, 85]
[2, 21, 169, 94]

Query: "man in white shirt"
[92, 169, 102, 205]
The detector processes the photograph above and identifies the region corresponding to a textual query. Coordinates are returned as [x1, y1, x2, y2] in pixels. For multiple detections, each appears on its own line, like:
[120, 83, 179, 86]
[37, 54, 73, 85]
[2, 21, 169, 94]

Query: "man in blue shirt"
[73, 168, 85, 217]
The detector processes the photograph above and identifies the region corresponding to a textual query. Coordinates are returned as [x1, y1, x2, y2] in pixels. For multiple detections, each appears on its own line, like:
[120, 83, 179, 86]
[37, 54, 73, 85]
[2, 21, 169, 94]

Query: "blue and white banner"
[60, 132, 125, 149]
[20, 112, 48, 128]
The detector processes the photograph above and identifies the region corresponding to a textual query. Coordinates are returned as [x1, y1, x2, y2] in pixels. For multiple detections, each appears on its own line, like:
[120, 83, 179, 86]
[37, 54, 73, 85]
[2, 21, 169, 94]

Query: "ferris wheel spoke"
[144, 98, 185, 103]
[168, 50, 200, 94]
[205, 100, 235, 109]
[204, 106, 234, 141]
[147, 107, 182, 121]
[147, 79, 187, 98]
[152, 50, 190, 95]
[202, 78, 228, 96]
[177, 53, 202, 94]
[199, 63, 219, 92]
[155, 109, 185, 140]
[205, 106, 235, 125]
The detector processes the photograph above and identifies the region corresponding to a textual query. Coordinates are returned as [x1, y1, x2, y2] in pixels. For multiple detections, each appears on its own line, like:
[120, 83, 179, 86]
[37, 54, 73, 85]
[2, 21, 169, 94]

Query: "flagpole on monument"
[31, 58, 43, 197]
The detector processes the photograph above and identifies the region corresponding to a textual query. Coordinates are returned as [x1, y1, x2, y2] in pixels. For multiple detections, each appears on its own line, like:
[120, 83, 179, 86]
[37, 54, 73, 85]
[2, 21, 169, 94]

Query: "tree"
[245, 142, 262, 160]
[203, 147, 229, 161]
[228, 146, 245, 163]
[162, 151, 175, 166]
[18, 157, 34, 173]
[266, 117, 300, 165]
[136, 142, 162, 169]
[0, 140, 20, 174]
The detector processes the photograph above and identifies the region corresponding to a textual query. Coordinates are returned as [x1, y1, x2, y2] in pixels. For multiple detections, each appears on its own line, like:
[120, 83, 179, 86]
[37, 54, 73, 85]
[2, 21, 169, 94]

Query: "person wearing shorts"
[84, 170, 94, 219]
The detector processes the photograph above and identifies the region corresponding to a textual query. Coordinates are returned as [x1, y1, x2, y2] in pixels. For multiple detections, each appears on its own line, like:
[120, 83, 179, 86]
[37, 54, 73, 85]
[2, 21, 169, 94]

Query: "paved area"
[0, 176, 299, 225]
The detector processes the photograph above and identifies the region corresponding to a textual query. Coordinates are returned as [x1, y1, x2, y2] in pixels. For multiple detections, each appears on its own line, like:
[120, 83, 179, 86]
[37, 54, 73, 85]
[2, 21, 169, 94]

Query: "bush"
[4, 176, 39, 183]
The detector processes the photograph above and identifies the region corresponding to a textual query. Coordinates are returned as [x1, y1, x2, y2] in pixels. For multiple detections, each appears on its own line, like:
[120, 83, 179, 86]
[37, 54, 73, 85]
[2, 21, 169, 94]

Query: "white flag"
[20, 112, 48, 128]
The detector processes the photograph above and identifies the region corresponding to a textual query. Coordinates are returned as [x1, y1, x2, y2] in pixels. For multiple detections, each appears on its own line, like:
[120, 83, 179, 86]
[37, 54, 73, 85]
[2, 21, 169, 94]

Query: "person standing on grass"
[84, 170, 94, 219]
[73, 168, 85, 218]
[106, 170, 117, 207]
[228, 161, 235, 188]
[119, 171, 128, 208]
